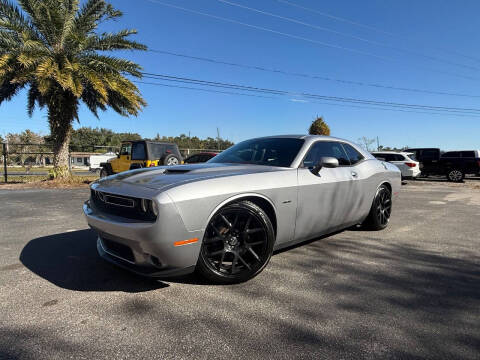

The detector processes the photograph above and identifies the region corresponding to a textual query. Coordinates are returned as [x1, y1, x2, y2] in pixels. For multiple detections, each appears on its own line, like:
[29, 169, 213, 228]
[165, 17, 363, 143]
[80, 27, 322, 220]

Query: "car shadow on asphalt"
[19, 229, 168, 292]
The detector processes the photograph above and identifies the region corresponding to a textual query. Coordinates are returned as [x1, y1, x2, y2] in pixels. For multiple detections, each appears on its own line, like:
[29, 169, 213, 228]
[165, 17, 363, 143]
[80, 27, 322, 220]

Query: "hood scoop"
[164, 168, 192, 174]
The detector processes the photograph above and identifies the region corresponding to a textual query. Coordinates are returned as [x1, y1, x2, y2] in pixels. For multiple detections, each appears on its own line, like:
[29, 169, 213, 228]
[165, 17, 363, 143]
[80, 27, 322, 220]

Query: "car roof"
[372, 151, 410, 155]
[123, 140, 176, 145]
[188, 152, 218, 156]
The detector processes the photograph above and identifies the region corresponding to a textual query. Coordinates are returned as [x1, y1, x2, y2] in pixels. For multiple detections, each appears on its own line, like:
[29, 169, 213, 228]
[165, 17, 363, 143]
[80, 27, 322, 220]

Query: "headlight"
[140, 198, 148, 213]
[150, 200, 159, 217]
[140, 199, 158, 217]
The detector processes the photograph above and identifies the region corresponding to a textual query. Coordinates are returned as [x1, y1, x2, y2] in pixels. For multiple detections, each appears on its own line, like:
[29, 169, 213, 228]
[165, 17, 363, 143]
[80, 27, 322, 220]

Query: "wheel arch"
[381, 181, 392, 194]
[100, 162, 113, 175]
[206, 193, 278, 238]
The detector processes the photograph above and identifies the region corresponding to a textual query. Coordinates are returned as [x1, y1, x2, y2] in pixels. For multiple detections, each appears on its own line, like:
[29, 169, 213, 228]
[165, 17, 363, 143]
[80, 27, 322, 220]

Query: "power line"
[140, 72, 480, 115]
[217, 0, 480, 72]
[144, 0, 480, 82]
[136, 78, 480, 118]
[149, 49, 480, 99]
[276, 0, 480, 63]
[145, 0, 390, 61]
[135, 80, 277, 99]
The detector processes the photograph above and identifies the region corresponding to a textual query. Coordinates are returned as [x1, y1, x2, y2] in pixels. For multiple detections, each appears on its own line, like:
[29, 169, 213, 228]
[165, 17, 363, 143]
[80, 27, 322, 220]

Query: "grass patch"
[0, 175, 98, 189]
[3, 166, 52, 173]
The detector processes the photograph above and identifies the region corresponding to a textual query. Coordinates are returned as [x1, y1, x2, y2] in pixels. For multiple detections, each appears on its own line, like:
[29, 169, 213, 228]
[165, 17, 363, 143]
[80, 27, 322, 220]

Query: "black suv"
[405, 148, 480, 182]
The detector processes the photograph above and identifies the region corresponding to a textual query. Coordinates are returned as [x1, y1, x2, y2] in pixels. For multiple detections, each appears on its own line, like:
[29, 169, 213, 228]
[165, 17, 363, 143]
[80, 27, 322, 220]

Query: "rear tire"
[447, 169, 464, 182]
[363, 184, 392, 231]
[196, 201, 275, 284]
[164, 154, 180, 166]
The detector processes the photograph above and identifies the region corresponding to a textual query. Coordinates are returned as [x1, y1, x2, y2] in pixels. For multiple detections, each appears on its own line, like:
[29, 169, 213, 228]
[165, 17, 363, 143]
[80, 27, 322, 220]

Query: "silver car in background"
[83, 135, 401, 284]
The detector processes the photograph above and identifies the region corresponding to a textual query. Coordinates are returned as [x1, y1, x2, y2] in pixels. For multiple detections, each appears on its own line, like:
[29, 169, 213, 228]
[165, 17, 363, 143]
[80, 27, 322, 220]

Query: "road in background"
[0, 182, 479, 359]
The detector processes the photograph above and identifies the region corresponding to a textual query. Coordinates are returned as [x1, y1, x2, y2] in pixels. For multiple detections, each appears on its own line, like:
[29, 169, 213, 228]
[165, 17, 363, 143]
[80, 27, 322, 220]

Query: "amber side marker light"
[174, 238, 199, 247]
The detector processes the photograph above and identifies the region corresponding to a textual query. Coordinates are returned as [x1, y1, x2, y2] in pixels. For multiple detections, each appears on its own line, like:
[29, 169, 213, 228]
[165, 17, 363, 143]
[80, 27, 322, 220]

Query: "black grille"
[102, 238, 135, 263]
[91, 190, 156, 221]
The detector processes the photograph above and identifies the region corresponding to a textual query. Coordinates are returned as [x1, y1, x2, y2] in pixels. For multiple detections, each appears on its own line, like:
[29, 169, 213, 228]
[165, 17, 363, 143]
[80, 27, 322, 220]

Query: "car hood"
[99, 163, 288, 191]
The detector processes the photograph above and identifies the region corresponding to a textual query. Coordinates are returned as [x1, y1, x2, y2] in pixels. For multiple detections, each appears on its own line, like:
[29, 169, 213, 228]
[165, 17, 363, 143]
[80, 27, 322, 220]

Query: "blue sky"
[2, 0, 480, 150]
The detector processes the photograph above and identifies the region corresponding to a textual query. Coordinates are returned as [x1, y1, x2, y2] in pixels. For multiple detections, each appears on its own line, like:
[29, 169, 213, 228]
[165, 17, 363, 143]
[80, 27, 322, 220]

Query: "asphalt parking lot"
[1, 181, 479, 360]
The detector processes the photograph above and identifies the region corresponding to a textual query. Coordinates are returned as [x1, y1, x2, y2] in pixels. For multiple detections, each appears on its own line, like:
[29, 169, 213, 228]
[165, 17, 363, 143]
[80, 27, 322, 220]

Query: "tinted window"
[166, 144, 180, 156]
[342, 143, 364, 165]
[421, 149, 438, 160]
[120, 143, 131, 156]
[147, 143, 166, 159]
[186, 155, 199, 163]
[405, 153, 416, 161]
[200, 154, 214, 162]
[209, 138, 304, 167]
[442, 151, 460, 158]
[461, 151, 475, 158]
[131, 142, 146, 160]
[302, 141, 350, 168]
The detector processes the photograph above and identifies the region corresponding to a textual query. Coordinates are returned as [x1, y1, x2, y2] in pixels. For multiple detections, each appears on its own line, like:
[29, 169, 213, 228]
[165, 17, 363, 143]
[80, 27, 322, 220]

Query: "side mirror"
[311, 156, 339, 175]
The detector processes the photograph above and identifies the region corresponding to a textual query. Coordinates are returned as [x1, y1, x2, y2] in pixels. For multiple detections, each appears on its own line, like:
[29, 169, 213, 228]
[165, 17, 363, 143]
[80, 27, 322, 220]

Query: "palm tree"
[0, 0, 146, 177]
[308, 116, 330, 136]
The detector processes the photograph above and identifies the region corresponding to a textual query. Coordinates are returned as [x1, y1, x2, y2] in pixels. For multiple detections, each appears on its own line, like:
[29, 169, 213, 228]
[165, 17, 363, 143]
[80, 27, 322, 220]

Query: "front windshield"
[208, 138, 304, 167]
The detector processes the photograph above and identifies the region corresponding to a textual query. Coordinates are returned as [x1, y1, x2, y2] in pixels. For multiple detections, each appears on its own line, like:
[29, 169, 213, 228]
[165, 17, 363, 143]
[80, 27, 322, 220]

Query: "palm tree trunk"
[47, 92, 77, 179]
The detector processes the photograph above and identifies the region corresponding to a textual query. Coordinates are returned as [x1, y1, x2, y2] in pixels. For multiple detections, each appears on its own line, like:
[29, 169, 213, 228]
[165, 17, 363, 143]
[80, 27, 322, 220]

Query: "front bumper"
[83, 199, 203, 278]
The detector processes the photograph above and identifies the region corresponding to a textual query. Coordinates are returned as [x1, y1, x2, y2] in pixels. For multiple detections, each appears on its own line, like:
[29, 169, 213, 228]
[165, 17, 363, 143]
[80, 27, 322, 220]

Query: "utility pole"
[216, 127, 220, 150]
[376, 136, 380, 151]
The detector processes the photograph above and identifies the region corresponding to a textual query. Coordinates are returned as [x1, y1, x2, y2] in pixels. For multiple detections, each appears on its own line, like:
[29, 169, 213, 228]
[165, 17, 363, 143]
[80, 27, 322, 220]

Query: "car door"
[118, 142, 133, 173]
[389, 154, 408, 177]
[341, 143, 375, 223]
[295, 141, 356, 242]
[461, 151, 476, 174]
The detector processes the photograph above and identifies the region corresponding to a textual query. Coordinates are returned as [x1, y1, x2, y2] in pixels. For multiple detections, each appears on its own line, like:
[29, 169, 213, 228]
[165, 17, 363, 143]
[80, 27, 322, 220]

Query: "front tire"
[364, 184, 392, 231]
[196, 201, 275, 284]
[99, 167, 109, 178]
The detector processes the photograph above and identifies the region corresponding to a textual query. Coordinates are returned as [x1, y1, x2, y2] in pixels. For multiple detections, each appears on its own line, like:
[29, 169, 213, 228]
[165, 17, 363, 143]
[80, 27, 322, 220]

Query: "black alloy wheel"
[197, 201, 274, 284]
[364, 184, 392, 230]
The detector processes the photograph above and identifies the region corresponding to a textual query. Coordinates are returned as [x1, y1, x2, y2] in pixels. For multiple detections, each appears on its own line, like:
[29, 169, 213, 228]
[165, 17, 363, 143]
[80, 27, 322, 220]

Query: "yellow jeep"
[100, 140, 183, 177]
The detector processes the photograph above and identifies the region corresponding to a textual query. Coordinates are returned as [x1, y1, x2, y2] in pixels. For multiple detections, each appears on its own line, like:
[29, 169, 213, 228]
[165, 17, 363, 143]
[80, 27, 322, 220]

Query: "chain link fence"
[1, 143, 223, 182]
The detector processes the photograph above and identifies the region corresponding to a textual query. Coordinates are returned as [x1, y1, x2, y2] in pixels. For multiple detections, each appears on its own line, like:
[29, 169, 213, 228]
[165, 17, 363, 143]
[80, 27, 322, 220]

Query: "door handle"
[351, 171, 358, 178]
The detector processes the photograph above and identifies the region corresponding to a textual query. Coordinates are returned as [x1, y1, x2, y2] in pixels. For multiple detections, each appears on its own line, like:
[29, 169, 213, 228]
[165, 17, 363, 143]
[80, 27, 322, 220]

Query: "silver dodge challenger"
[83, 135, 401, 283]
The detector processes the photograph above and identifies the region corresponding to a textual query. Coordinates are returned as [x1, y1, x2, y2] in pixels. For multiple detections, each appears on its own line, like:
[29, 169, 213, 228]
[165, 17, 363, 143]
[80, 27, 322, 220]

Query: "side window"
[302, 141, 350, 167]
[461, 151, 475, 158]
[131, 142, 146, 160]
[342, 143, 364, 165]
[421, 149, 437, 160]
[120, 143, 131, 156]
[187, 155, 199, 163]
[395, 154, 406, 161]
[442, 151, 460, 158]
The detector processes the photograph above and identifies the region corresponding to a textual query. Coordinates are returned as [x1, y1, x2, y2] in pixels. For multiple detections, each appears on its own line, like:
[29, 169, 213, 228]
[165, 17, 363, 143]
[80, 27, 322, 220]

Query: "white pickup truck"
[89, 152, 117, 173]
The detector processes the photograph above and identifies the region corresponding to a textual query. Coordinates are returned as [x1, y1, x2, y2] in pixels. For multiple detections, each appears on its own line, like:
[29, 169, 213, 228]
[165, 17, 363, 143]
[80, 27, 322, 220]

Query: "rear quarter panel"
[354, 159, 401, 223]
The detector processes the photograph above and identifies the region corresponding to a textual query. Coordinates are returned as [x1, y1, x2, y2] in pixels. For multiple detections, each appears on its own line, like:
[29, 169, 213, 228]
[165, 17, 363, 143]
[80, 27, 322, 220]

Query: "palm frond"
[83, 29, 147, 51]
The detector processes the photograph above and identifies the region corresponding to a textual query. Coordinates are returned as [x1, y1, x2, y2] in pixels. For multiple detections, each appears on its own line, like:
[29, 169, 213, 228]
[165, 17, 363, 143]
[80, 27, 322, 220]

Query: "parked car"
[371, 151, 420, 179]
[183, 152, 218, 164]
[99, 140, 183, 177]
[405, 148, 480, 182]
[89, 152, 117, 174]
[84, 135, 401, 284]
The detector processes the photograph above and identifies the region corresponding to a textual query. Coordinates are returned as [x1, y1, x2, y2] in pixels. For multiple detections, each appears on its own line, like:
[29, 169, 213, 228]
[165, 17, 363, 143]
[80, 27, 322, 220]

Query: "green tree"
[0, 0, 146, 177]
[308, 116, 330, 136]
